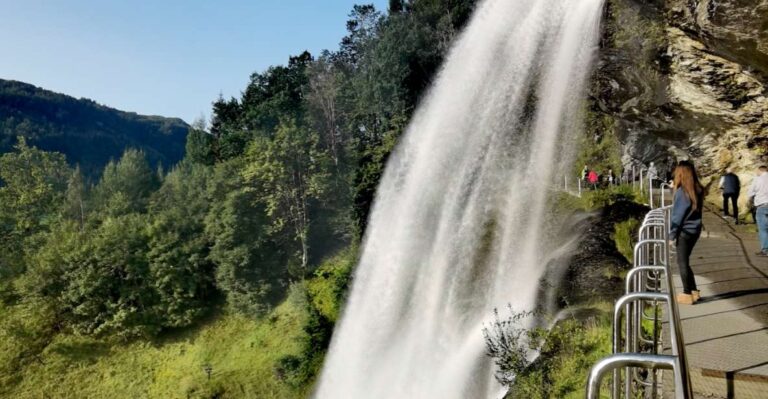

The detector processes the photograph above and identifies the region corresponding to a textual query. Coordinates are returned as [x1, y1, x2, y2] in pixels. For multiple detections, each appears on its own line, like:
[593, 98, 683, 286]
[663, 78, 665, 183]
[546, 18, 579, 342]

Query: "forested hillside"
[0, 79, 189, 177]
[0, 1, 480, 397]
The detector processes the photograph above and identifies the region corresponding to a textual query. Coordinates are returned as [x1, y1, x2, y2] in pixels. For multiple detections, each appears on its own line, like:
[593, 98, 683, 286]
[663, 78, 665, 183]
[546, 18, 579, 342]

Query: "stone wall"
[594, 0, 768, 213]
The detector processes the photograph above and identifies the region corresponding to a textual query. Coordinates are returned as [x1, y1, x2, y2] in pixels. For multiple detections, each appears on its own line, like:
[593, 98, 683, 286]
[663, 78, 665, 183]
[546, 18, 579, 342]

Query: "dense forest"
[0, 1, 480, 397]
[0, 79, 189, 177]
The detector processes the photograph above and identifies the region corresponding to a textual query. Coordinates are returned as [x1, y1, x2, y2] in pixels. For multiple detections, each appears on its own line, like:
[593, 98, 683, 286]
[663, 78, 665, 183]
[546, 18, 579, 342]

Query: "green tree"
[147, 162, 215, 327]
[205, 52, 314, 163]
[205, 159, 287, 315]
[338, 5, 382, 66]
[240, 52, 313, 134]
[14, 220, 81, 319]
[80, 214, 157, 338]
[0, 137, 69, 285]
[306, 54, 346, 166]
[206, 185, 285, 315]
[209, 95, 246, 161]
[63, 166, 88, 228]
[93, 149, 159, 217]
[185, 118, 216, 165]
[27, 215, 159, 338]
[243, 119, 331, 275]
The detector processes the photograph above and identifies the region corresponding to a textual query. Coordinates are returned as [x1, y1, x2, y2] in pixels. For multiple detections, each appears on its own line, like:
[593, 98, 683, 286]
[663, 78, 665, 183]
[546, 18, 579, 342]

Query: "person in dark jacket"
[669, 160, 705, 305]
[719, 169, 741, 224]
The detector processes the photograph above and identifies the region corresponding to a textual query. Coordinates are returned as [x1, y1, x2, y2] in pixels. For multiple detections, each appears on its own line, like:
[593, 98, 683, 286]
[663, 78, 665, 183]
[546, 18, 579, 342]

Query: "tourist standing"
[581, 165, 589, 182]
[587, 169, 598, 190]
[669, 160, 704, 305]
[747, 166, 768, 256]
[648, 162, 659, 187]
[719, 169, 741, 224]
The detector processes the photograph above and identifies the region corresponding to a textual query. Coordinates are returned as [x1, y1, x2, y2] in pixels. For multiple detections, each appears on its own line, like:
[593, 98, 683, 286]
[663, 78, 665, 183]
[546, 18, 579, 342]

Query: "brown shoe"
[692, 291, 701, 302]
[677, 293, 694, 305]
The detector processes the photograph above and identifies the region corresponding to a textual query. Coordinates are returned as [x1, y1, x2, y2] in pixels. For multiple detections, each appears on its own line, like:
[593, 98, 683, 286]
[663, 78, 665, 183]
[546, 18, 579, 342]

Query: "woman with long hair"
[669, 160, 705, 304]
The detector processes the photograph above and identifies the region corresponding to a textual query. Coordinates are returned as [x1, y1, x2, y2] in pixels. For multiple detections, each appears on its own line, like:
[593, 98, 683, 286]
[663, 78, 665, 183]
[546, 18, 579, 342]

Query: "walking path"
[665, 208, 768, 398]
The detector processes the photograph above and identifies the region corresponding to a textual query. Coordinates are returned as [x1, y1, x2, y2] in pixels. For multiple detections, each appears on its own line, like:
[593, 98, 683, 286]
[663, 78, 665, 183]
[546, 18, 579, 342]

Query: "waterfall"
[315, 0, 606, 397]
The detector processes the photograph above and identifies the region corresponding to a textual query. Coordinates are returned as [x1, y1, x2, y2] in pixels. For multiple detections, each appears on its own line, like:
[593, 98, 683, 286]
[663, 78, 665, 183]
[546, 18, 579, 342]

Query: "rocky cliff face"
[594, 0, 768, 210]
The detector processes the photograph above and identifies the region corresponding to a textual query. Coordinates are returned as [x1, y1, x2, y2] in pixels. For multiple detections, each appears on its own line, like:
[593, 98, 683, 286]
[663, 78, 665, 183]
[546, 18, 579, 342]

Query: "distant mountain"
[0, 79, 189, 177]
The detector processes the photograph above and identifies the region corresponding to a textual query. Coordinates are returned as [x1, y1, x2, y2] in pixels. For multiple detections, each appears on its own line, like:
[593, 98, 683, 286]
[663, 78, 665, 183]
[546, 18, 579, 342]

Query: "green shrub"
[306, 246, 357, 322]
[482, 307, 537, 385]
[613, 218, 640, 263]
[275, 248, 356, 389]
[555, 185, 644, 212]
[583, 185, 642, 209]
[484, 304, 614, 398]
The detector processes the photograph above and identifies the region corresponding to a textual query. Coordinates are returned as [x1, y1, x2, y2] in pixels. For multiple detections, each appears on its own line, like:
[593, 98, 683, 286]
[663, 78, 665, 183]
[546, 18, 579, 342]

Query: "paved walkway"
[665, 208, 768, 398]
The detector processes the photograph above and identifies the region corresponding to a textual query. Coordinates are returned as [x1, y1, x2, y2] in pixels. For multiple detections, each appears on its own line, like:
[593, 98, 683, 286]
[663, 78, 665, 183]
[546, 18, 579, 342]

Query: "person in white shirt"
[747, 166, 768, 256]
[648, 162, 658, 182]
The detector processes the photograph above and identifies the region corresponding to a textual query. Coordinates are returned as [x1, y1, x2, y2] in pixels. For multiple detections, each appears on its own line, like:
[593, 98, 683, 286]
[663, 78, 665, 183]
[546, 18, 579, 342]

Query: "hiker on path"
[581, 165, 589, 181]
[747, 165, 768, 256]
[669, 160, 704, 305]
[587, 169, 599, 190]
[648, 162, 659, 187]
[719, 169, 741, 224]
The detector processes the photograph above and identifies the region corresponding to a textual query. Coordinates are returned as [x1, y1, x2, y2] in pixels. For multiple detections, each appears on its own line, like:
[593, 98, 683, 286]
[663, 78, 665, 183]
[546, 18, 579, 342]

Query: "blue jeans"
[757, 207, 768, 252]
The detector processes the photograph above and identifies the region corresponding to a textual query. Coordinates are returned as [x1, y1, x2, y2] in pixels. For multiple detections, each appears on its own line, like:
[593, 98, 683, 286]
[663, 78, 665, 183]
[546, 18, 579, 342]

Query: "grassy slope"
[1, 248, 356, 399]
[5, 297, 307, 399]
[509, 302, 614, 399]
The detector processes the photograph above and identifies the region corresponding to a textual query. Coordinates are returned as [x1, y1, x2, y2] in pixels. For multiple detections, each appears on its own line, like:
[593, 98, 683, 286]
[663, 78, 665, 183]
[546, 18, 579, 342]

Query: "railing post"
[590, 205, 691, 399]
[633, 166, 636, 190]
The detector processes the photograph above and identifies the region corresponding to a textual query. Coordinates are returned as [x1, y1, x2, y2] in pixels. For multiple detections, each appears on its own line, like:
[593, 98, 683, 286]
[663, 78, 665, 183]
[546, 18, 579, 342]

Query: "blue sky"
[0, 0, 388, 123]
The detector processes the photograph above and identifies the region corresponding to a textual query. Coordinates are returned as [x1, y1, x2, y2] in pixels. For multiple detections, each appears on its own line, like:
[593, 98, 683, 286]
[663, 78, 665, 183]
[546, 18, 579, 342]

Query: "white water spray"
[315, 0, 606, 397]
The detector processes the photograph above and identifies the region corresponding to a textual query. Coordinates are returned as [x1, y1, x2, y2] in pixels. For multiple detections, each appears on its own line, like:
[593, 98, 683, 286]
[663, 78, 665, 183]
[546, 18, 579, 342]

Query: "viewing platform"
[664, 209, 768, 398]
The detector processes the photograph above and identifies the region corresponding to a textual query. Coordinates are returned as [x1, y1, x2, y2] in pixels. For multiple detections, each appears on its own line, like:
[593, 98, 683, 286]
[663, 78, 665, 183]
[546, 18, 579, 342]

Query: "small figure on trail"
[670, 160, 704, 305]
[748, 165, 768, 256]
[607, 168, 615, 186]
[719, 169, 741, 224]
[581, 165, 589, 181]
[587, 169, 599, 189]
[648, 162, 659, 186]
[622, 168, 632, 185]
[666, 162, 675, 183]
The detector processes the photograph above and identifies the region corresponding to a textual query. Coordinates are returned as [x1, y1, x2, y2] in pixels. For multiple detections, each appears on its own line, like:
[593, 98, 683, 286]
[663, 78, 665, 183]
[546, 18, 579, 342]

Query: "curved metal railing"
[585, 195, 692, 398]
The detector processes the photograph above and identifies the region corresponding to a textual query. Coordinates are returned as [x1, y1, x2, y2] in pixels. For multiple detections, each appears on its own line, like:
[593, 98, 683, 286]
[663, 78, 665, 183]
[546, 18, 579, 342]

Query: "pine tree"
[64, 166, 87, 228]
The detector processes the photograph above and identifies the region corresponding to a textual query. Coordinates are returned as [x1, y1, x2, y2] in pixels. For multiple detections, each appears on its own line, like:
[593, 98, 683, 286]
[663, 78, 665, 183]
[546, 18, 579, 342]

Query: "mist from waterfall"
[314, 0, 606, 397]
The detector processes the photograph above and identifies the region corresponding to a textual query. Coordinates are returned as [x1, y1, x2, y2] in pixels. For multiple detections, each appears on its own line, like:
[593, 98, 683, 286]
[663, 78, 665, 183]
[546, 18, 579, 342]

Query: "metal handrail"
[586, 204, 692, 398]
[660, 182, 673, 208]
[586, 354, 676, 399]
[612, 292, 670, 398]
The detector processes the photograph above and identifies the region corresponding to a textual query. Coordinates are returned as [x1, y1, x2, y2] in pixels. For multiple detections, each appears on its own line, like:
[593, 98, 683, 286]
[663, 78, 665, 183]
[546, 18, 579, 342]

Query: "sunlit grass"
[6, 298, 310, 399]
[509, 302, 614, 399]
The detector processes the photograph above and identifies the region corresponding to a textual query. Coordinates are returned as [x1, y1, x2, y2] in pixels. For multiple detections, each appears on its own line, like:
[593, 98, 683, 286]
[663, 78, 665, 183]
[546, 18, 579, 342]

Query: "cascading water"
[315, 0, 606, 397]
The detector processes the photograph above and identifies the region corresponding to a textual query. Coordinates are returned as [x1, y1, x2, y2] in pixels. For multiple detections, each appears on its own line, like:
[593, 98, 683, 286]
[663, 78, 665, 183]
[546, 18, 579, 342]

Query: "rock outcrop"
[594, 0, 768, 211]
